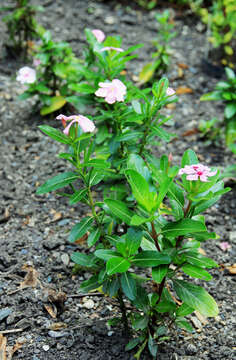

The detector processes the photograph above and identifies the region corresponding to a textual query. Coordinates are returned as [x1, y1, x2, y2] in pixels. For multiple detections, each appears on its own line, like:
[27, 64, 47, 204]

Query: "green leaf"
[69, 189, 87, 204]
[104, 199, 133, 225]
[148, 335, 158, 357]
[181, 264, 212, 280]
[225, 103, 236, 119]
[226, 118, 236, 146]
[83, 159, 111, 169]
[173, 280, 219, 317]
[176, 303, 194, 317]
[151, 125, 173, 142]
[156, 301, 176, 313]
[152, 265, 168, 283]
[181, 149, 198, 167]
[121, 272, 137, 300]
[115, 131, 143, 142]
[132, 251, 171, 268]
[38, 125, 71, 145]
[40, 96, 66, 115]
[87, 228, 101, 247]
[106, 257, 130, 275]
[127, 154, 151, 182]
[125, 228, 143, 256]
[185, 252, 218, 268]
[95, 249, 120, 261]
[125, 169, 156, 212]
[175, 318, 193, 332]
[225, 67, 235, 80]
[125, 338, 141, 351]
[37, 172, 79, 194]
[162, 219, 206, 238]
[79, 275, 100, 292]
[71, 252, 94, 267]
[200, 91, 222, 101]
[69, 83, 95, 94]
[69, 217, 93, 242]
[139, 62, 157, 83]
[131, 215, 152, 226]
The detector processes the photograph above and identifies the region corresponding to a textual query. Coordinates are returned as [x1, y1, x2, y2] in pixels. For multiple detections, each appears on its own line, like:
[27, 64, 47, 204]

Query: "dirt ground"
[0, 1, 235, 359]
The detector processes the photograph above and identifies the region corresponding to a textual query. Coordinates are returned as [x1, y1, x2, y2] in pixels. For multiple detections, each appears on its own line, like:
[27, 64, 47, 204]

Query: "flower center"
[197, 171, 203, 176]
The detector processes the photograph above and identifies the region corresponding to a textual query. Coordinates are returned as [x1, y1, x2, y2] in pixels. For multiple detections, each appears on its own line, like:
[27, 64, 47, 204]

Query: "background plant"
[0, 0, 44, 58]
[139, 10, 176, 84]
[200, 67, 236, 153]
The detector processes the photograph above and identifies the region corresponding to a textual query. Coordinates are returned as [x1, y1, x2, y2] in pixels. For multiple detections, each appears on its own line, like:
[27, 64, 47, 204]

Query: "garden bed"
[0, 1, 235, 359]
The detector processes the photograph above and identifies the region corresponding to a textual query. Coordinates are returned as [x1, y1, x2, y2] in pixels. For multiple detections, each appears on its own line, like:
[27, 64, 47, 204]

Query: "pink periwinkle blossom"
[219, 242, 231, 252]
[56, 114, 95, 135]
[95, 79, 127, 104]
[92, 29, 105, 43]
[166, 87, 175, 96]
[179, 163, 217, 182]
[100, 46, 124, 53]
[33, 58, 41, 67]
[16, 66, 36, 84]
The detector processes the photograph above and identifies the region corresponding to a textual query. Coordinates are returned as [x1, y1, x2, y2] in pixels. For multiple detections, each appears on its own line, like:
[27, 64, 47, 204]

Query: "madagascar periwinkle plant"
[36, 74, 230, 358]
[0, 0, 43, 58]
[200, 67, 236, 153]
[139, 10, 176, 84]
[16, 30, 83, 115]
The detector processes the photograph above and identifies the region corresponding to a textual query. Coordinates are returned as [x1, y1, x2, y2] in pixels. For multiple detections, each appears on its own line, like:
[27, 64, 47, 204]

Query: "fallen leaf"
[198, 248, 206, 256]
[0, 334, 7, 360]
[49, 322, 67, 331]
[195, 311, 208, 325]
[44, 304, 57, 319]
[74, 232, 88, 245]
[8, 338, 26, 360]
[182, 128, 199, 137]
[52, 212, 62, 222]
[178, 63, 189, 69]
[227, 264, 236, 274]
[176, 87, 193, 95]
[20, 264, 39, 289]
[178, 68, 184, 78]
[166, 103, 176, 110]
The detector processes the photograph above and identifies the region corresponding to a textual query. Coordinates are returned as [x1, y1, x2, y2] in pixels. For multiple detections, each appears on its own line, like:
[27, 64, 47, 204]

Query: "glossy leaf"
[37, 172, 79, 194]
[181, 264, 212, 280]
[38, 125, 71, 145]
[69, 217, 93, 242]
[40, 96, 66, 115]
[106, 257, 130, 275]
[104, 199, 133, 225]
[162, 219, 206, 238]
[87, 228, 101, 247]
[173, 280, 219, 317]
[121, 272, 137, 300]
[176, 303, 194, 317]
[132, 251, 171, 268]
[152, 265, 168, 283]
[125, 228, 143, 256]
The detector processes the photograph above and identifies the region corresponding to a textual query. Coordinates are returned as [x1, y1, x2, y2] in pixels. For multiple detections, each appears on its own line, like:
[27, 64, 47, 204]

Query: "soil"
[0, 1, 235, 359]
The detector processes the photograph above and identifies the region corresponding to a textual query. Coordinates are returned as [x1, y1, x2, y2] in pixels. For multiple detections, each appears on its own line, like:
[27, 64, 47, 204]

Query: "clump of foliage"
[37, 73, 230, 358]
[139, 10, 176, 84]
[200, 67, 236, 153]
[0, 0, 44, 58]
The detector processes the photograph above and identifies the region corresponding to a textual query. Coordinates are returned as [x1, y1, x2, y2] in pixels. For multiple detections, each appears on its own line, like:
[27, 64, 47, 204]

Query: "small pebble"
[42, 345, 50, 351]
[83, 299, 95, 309]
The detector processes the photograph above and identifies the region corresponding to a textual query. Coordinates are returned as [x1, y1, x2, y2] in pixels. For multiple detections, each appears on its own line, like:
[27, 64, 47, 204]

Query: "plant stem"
[151, 221, 161, 252]
[175, 199, 192, 248]
[117, 288, 129, 336]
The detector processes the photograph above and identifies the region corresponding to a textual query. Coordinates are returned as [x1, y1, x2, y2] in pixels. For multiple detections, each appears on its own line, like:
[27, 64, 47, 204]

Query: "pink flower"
[100, 47, 124, 53]
[92, 29, 105, 43]
[16, 66, 36, 84]
[56, 114, 95, 135]
[219, 242, 231, 252]
[179, 164, 217, 182]
[95, 79, 127, 104]
[33, 58, 41, 67]
[166, 87, 175, 96]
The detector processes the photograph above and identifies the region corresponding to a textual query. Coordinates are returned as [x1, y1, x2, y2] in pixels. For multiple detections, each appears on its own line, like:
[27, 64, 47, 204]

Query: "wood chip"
[20, 264, 39, 289]
[49, 322, 67, 331]
[0, 334, 7, 360]
[227, 264, 236, 274]
[178, 63, 189, 69]
[195, 311, 208, 325]
[44, 304, 57, 319]
[176, 86, 193, 95]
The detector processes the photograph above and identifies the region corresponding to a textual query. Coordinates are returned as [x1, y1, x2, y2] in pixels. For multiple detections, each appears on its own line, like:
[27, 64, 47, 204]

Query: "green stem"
[117, 288, 129, 335]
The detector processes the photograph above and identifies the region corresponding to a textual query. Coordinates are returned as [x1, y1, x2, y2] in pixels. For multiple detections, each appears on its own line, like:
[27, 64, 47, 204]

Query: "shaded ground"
[0, 1, 235, 359]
